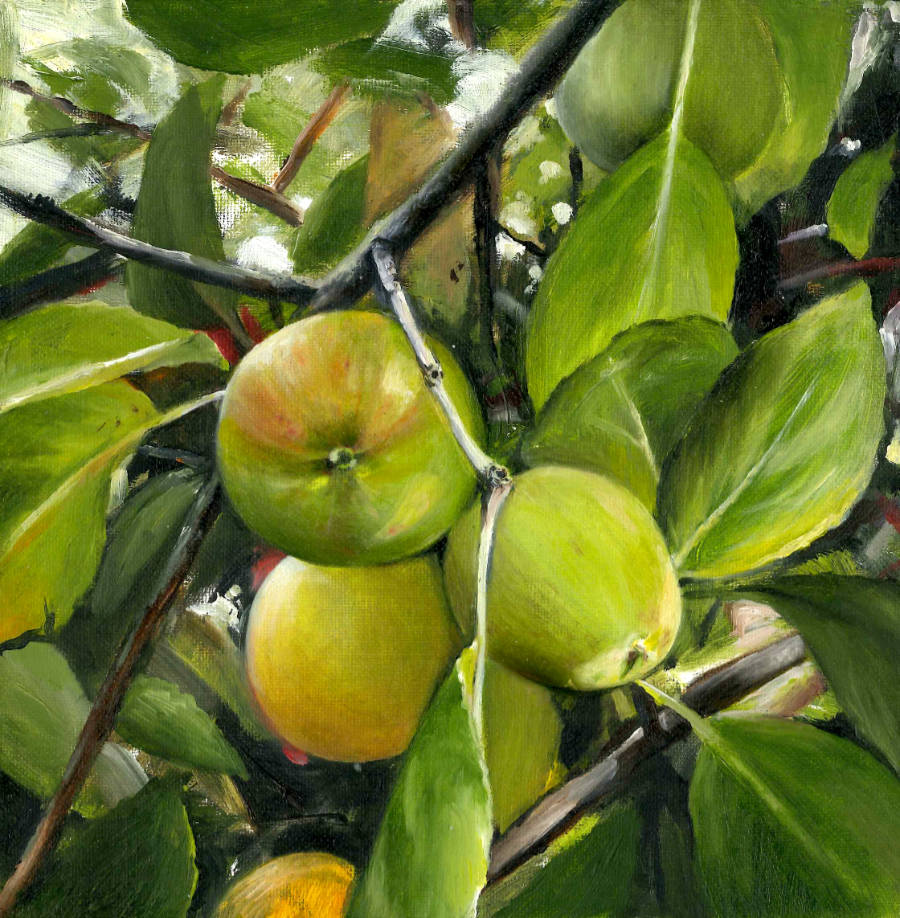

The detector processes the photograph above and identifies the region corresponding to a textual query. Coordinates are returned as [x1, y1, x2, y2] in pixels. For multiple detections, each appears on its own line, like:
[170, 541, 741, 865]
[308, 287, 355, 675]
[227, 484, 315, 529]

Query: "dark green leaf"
[478, 802, 640, 917]
[690, 715, 900, 916]
[0, 382, 160, 644]
[738, 575, 900, 772]
[827, 135, 897, 258]
[526, 130, 737, 409]
[475, 0, 571, 55]
[0, 642, 146, 816]
[18, 781, 197, 918]
[290, 154, 369, 275]
[523, 317, 737, 508]
[117, 676, 247, 777]
[126, 76, 235, 329]
[659, 284, 885, 580]
[0, 301, 223, 414]
[124, 0, 399, 74]
[0, 187, 106, 287]
[346, 653, 492, 918]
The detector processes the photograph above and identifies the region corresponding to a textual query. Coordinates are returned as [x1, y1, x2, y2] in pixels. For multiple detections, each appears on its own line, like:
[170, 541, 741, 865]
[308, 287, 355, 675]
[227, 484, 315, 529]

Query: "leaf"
[17, 780, 197, 918]
[0, 187, 106, 287]
[689, 715, 900, 916]
[0, 302, 223, 414]
[732, 0, 861, 218]
[523, 317, 737, 508]
[0, 382, 160, 644]
[658, 283, 885, 580]
[124, 0, 399, 74]
[827, 135, 897, 259]
[478, 803, 640, 917]
[738, 575, 900, 772]
[475, 0, 571, 55]
[117, 676, 247, 777]
[0, 642, 146, 816]
[290, 155, 370, 275]
[345, 653, 492, 918]
[526, 130, 738, 409]
[126, 76, 236, 329]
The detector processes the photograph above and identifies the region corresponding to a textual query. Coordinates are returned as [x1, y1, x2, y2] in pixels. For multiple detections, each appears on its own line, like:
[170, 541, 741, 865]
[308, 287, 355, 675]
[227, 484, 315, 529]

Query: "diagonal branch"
[0, 476, 223, 917]
[486, 633, 808, 882]
[778, 254, 900, 292]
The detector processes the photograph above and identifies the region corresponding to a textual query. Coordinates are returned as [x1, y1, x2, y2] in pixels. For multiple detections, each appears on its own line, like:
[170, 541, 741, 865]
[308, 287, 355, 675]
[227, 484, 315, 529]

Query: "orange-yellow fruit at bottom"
[245, 554, 460, 762]
[215, 852, 353, 918]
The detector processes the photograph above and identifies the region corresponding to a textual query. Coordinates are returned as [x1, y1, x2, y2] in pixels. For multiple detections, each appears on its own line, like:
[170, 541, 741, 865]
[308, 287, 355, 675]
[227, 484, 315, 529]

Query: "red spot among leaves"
[877, 495, 900, 535]
[251, 548, 286, 592]
[203, 327, 242, 366]
[239, 306, 267, 344]
[282, 744, 309, 766]
[77, 276, 113, 296]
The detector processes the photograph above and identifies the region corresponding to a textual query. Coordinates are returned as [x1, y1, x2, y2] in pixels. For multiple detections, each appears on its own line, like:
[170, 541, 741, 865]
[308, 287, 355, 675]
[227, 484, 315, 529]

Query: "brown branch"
[221, 80, 252, 127]
[271, 81, 350, 195]
[486, 633, 808, 882]
[0, 478, 222, 917]
[778, 255, 900, 292]
[2, 79, 301, 226]
[448, 0, 477, 49]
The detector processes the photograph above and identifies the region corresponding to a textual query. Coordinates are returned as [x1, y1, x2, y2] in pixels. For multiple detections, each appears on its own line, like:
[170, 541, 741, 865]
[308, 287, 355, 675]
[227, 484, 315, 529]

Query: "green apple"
[244, 554, 459, 762]
[443, 466, 681, 690]
[217, 310, 482, 566]
[555, 0, 781, 176]
[485, 659, 562, 832]
[215, 852, 354, 918]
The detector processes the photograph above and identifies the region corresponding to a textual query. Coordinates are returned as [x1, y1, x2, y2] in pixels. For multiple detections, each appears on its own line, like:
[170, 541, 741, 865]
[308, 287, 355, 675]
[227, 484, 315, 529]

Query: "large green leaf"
[827, 135, 897, 259]
[689, 715, 900, 916]
[0, 302, 223, 414]
[0, 382, 160, 644]
[345, 653, 492, 918]
[733, 0, 861, 218]
[0, 642, 146, 816]
[526, 130, 738, 409]
[523, 317, 737, 508]
[0, 187, 106, 288]
[658, 283, 885, 580]
[124, 0, 398, 74]
[478, 803, 640, 917]
[290, 154, 370, 275]
[738, 575, 900, 772]
[18, 781, 197, 918]
[117, 676, 247, 777]
[126, 76, 235, 329]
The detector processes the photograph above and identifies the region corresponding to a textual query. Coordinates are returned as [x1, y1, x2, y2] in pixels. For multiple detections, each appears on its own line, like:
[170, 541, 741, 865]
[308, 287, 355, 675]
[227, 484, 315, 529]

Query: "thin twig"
[448, 0, 477, 49]
[271, 81, 350, 195]
[0, 249, 124, 318]
[3, 78, 300, 226]
[568, 146, 583, 216]
[494, 223, 547, 259]
[778, 255, 900, 292]
[474, 155, 501, 352]
[371, 241, 509, 487]
[0, 187, 318, 317]
[0, 477, 222, 916]
[486, 633, 808, 882]
[221, 81, 252, 127]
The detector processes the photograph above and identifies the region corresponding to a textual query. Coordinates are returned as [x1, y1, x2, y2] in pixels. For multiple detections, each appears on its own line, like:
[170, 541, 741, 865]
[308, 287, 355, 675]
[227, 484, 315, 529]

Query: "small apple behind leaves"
[444, 466, 682, 691]
[216, 310, 483, 566]
[244, 554, 460, 762]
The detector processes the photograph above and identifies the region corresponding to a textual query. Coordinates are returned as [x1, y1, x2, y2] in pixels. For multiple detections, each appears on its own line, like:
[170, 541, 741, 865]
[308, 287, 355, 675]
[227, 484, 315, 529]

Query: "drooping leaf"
[0, 382, 160, 644]
[658, 283, 885, 580]
[17, 780, 197, 918]
[689, 715, 900, 916]
[827, 135, 897, 259]
[117, 676, 247, 777]
[733, 0, 862, 218]
[0, 642, 146, 816]
[0, 187, 106, 288]
[345, 653, 492, 918]
[523, 317, 737, 508]
[478, 803, 640, 917]
[0, 302, 223, 414]
[126, 76, 235, 329]
[526, 130, 738, 409]
[124, 0, 399, 74]
[738, 575, 900, 772]
[290, 154, 370, 276]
